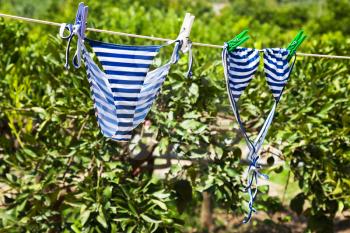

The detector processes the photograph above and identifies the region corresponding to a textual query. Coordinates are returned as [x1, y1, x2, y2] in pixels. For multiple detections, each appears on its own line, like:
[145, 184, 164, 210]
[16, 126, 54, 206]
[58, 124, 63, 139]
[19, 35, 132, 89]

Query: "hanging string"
[1, 12, 350, 59]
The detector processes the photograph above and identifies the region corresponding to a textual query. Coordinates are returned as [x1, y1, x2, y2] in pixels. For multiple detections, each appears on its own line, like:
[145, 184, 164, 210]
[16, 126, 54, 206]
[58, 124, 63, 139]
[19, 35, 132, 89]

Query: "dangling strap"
[59, 23, 83, 69]
[243, 53, 297, 223]
[242, 102, 275, 223]
[59, 3, 88, 69]
[169, 39, 193, 77]
[168, 40, 183, 65]
[222, 44, 256, 153]
[186, 40, 193, 78]
[222, 45, 265, 222]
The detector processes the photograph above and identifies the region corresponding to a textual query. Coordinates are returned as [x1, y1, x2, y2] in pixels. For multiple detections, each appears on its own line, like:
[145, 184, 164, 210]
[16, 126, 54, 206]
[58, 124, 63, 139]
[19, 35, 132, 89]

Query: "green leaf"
[127, 225, 137, 233]
[80, 210, 90, 226]
[158, 137, 169, 154]
[151, 199, 167, 211]
[31, 107, 47, 114]
[180, 119, 201, 130]
[150, 223, 160, 233]
[224, 167, 237, 177]
[183, 111, 200, 119]
[127, 202, 138, 217]
[140, 214, 161, 224]
[97, 213, 108, 229]
[22, 148, 37, 158]
[71, 225, 81, 233]
[331, 179, 342, 195]
[103, 186, 113, 199]
[189, 83, 199, 96]
[16, 200, 27, 212]
[152, 192, 170, 199]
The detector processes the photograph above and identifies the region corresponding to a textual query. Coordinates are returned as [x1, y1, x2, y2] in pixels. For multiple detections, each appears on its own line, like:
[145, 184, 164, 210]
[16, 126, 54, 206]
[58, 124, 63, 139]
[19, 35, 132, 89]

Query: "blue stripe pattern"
[82, 39, 162, 141]
[226, 48, 260, 101]
[263, 48, 290, 100]
[133, 65, 170, 125]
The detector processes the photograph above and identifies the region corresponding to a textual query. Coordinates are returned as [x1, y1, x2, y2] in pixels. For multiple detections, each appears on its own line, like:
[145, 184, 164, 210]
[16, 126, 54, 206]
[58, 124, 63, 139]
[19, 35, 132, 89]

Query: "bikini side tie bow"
[59, 2, 88, 69]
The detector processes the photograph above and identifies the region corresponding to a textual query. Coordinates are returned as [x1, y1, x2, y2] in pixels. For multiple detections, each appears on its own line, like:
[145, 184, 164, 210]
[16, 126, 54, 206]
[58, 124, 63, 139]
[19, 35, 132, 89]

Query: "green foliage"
[0, 0, 349, 232]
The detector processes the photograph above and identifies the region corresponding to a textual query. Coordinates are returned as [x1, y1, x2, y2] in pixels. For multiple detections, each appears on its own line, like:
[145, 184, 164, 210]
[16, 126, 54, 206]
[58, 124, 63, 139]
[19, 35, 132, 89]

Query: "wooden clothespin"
[177, 13, 195, 53]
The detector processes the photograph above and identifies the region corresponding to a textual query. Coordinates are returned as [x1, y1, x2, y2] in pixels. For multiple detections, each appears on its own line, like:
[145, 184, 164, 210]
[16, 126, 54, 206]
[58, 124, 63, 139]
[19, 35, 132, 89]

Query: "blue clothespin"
[59, 2, 88, 69]
[72, 2, 88, 68]
[75, 2, 88, 40]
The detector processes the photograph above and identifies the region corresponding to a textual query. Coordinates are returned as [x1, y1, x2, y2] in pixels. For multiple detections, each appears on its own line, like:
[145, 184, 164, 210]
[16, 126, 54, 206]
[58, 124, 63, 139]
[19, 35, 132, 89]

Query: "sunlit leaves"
[0, 0, 350, 232]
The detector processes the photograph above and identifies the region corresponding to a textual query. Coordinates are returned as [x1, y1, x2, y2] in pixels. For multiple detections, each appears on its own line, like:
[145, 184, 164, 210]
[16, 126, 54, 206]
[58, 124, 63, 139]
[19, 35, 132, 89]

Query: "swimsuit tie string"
[186, 40, 193, 78]
[167, 39, 193, 78]
[243, 154, 268, 223]
[59, 23, 83, 69]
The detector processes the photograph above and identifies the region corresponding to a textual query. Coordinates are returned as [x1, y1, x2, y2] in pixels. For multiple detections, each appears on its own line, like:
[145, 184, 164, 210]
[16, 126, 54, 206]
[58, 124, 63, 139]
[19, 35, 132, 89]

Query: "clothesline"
[1, 12, 350, 60]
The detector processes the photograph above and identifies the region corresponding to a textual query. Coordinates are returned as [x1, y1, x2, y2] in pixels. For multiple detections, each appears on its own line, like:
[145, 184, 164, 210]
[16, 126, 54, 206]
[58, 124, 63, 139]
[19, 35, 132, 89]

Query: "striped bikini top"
[61, 24, 187, 141]
[222, 45, 296, 222]
[224, 47, 293, 101]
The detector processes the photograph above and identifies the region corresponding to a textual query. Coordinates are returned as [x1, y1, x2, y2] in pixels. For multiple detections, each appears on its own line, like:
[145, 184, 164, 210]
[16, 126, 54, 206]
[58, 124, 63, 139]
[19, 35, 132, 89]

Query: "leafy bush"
[0, 0, 349, 232]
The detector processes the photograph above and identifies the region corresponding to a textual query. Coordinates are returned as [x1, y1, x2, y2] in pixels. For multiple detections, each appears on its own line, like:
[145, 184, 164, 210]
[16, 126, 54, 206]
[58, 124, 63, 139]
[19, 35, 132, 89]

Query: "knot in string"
[59, 23, 83, 69]
[168, 39, 193, 78]
[59, 2, 88, 69]
[243, 155, 269, 223]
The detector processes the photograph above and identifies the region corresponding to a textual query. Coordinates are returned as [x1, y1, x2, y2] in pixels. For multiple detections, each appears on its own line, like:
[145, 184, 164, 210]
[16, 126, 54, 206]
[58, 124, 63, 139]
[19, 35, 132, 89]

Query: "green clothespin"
[227, 29, 250, 52]
[286, 30, 307, 61]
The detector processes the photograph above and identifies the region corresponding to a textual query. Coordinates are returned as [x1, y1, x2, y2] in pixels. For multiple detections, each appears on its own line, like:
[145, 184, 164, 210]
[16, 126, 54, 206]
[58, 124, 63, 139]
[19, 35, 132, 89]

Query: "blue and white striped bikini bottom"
[79, 39, 182, 141]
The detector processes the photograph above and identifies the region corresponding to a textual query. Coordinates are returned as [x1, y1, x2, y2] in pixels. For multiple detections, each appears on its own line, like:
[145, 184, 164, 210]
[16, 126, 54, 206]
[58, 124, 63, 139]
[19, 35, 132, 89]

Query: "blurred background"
[0, 0, 349, 232]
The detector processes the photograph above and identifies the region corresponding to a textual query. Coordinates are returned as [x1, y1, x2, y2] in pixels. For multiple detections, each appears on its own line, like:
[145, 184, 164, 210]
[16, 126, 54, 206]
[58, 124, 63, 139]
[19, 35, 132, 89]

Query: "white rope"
[1, 13, 350, 60]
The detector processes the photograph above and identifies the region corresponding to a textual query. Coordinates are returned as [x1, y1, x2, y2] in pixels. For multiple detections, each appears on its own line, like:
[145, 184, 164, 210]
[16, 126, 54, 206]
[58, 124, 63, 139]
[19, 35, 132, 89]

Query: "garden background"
[0, 0, 349, 232]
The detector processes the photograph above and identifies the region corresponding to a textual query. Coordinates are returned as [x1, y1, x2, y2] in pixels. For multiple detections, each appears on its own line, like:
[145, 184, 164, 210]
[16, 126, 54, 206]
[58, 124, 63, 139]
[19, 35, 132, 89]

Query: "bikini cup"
[226, 47, 292, 101]
[223, 46, 294, 155]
